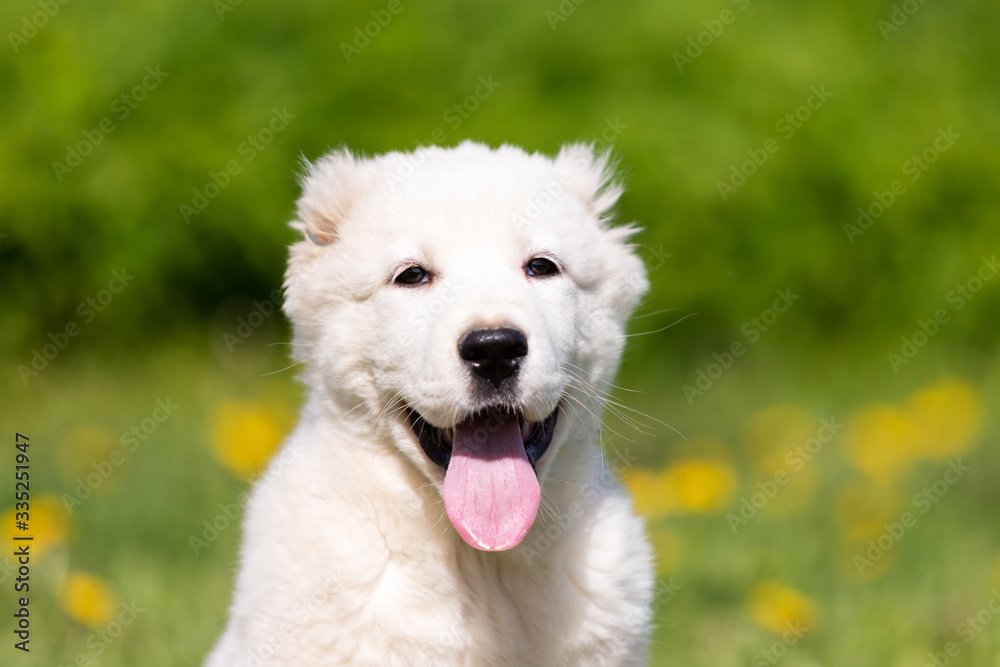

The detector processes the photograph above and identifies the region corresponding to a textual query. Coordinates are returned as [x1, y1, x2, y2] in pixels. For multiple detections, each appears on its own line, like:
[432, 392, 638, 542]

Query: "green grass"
[3, 340, 998, 665]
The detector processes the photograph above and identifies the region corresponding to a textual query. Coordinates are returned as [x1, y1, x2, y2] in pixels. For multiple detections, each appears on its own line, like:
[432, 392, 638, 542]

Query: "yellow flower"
[844, 404, 921, 479]
[907, 378, 984, 458]
[1, 494, 70, 558]
[625, 456, 738, 518]
[663, 459, 738, 513]
[210, 400, 292, 478]
[844, 379, 983, 480]
[61, 572, 117, 628]
[750, 582, 818, 636]
[624, 468, 674, 518]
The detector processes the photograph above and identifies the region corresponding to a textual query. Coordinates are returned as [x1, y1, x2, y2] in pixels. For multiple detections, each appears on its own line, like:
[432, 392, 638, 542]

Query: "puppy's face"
[284, 142, 647, 551]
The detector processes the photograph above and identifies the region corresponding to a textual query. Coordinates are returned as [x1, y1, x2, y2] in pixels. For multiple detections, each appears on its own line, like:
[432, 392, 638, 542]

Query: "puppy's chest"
[348, 550, 585, 665]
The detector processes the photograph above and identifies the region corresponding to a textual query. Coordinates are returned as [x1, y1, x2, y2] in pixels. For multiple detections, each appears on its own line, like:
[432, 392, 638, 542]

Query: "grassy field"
[3, 338, 999, 665]
[3, 0, 1000, 663]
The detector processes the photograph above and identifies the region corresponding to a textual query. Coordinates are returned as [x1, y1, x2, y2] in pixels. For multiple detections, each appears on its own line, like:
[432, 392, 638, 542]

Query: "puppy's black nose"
[459, 328, 528, 388]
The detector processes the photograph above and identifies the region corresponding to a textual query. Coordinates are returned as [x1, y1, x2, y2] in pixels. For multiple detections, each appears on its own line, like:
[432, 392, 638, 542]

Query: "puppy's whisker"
[537, 492, 561, 524]
[261, 357, 311, 376]
[629, 307, 681, 320]
[620, 311, 697, 338]
[562, 392, 639, 443]
[561, 385, 641, 445]
[341, 400, 371, 420]
[563, 361, 647, 396]
[561, 366, 619, 406]
[562, 363, 685, 439]
[374, 393, 405, 424]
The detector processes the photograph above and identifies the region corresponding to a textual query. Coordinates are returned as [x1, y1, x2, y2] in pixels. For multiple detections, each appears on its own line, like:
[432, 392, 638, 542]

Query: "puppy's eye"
[525, 257, 559, 277]
[395, 266, 430, 286]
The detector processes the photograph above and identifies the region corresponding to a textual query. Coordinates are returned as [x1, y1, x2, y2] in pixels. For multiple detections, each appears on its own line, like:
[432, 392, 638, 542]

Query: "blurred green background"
[2, 0, 999, 664]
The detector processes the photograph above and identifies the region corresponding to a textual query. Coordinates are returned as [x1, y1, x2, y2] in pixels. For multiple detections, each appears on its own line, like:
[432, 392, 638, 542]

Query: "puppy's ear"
[554, 143, 624, 223]
[291, 148, 362, 245]
[557, 144, 647, 316]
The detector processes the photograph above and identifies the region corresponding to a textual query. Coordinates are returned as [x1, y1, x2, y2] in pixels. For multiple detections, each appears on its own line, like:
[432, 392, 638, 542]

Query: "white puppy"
[207, 142, 654, 666]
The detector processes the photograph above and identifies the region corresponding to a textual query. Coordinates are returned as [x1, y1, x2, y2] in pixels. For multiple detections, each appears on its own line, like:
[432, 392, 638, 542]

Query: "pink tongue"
[442, 411, 540, 551]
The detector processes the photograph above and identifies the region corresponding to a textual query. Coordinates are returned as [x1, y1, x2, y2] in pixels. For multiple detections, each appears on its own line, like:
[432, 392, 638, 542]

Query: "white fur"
[207, 142, 654, 666]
